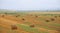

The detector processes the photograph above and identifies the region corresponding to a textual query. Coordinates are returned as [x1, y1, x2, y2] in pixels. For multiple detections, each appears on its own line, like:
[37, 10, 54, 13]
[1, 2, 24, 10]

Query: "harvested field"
[0, 12, 60, 33]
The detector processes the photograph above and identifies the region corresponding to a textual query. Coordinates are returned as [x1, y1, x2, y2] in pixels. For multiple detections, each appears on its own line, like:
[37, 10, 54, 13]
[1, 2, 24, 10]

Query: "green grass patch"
[16, 24, 49, 33]
[16, 24, 41, 33]
[43, 22, 60, 27]
[49, 23, 60, 27]
[35, 24, 55, 30]
[24, 22, 32, 25]
[7, 29, 18, 33]
[36, 16, 44, 20]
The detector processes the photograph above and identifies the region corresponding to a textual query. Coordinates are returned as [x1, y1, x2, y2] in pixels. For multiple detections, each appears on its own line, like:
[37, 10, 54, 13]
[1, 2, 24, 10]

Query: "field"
[0, 11, 60, 33]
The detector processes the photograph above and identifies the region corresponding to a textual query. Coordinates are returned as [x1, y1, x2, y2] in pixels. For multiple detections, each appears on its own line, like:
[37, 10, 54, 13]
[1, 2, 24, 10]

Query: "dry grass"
[0, 12, 60, 33]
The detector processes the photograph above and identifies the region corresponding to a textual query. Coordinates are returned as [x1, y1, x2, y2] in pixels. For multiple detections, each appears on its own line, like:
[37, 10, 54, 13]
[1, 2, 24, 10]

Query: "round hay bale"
[35, 16, 38, 18]
[54, 16, 57, 18]
[15, 15, 20, 17]
[2, 15, 4, 17]
[46, 20, 50, 22]
[11, 25, 17, 30]
[22, 18, 25, 20]
[16, 16, 18, 17]
[59, 16, 60, 17]
[30, 24, 35, 28]
[50, 18, 55, 21]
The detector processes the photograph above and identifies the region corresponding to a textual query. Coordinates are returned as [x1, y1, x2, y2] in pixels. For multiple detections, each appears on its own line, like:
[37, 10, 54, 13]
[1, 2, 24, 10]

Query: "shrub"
[5, 12, 7, 15]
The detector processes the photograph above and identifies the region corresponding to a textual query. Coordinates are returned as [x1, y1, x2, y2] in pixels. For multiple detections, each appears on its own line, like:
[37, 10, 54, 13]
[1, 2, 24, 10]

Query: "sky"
[0, 0, 60, 10]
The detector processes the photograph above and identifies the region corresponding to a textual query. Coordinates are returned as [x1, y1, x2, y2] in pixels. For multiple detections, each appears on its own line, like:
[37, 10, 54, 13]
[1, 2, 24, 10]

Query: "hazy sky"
[0, 0, 60, 10]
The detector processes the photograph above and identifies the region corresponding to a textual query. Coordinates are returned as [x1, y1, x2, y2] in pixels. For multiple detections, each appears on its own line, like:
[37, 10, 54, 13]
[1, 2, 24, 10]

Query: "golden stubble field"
[0, 12, 60, 33]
